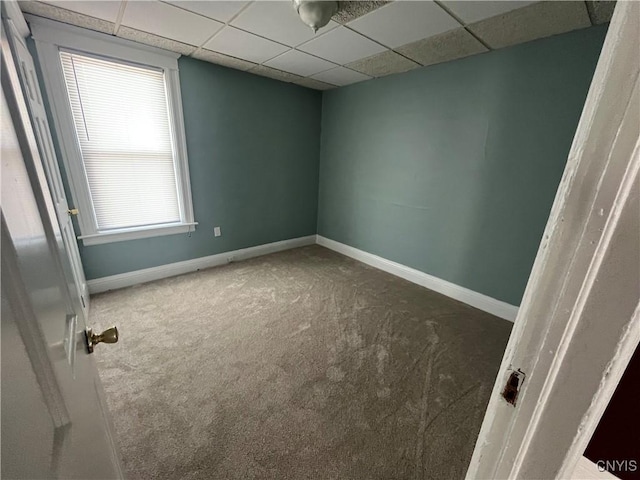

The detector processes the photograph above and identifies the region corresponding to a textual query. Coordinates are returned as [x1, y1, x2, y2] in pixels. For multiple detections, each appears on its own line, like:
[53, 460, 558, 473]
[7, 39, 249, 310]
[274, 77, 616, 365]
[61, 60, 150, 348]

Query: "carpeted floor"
[92, 245, 512, 480]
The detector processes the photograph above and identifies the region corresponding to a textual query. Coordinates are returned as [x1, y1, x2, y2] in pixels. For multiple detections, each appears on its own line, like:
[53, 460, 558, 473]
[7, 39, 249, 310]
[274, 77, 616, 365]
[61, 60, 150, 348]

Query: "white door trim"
[466, 2, 640, 479]
[572, 457, 619, 480]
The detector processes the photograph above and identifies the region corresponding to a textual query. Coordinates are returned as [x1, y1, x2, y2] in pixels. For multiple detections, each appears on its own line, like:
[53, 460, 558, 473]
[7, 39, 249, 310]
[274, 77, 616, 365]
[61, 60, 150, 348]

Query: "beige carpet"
[92, 245, 512, 480]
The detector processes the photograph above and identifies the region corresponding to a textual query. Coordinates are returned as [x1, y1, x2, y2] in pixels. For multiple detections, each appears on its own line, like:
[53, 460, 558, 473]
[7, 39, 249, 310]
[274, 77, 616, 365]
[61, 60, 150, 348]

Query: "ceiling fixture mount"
[293, 0, 339, 33]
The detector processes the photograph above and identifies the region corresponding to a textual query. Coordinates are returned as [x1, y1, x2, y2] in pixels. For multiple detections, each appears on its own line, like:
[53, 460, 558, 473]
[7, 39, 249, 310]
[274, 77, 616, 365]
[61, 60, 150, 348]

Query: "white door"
[4, 10, 89, 318]
[466, 2, 639, 479]
[1, 19, 123, 480]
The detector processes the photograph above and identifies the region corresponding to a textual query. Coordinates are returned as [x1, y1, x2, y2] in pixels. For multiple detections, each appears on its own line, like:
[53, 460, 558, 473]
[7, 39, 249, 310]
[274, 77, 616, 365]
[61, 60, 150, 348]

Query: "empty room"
[3, 0, 639, 479]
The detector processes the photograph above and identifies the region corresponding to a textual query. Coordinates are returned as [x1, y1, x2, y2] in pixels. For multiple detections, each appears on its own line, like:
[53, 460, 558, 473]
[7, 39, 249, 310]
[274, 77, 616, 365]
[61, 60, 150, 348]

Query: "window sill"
[79, 222, 197, 246]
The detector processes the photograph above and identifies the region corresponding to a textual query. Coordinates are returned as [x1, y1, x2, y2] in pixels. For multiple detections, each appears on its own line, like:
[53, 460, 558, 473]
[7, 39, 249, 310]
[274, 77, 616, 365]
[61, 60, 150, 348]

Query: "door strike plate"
[502, 369, 526, 406]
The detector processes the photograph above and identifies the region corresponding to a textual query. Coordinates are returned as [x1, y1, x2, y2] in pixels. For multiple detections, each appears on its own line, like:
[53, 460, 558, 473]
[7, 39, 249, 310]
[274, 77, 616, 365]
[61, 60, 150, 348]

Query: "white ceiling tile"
[41, 1, 120, 21]
[347, 1, 460, 49]
[395, 28, 487, 67]
[248, 65, 303, 83]
[347, 50, 420, 77]
[117, 26, 197, 55]
[311, 67, 371, 86]
[166, 1, 249, 23]
[191, 49, 256, 71]
[298, 26, 386, 65]
[231, 1, 338, 47]
[468, 1, 591, 49]
[264, 50, 336, 77]
[333, 1, 390, 24]
[203, 27, 289, 64]
[20, 1, 116, 34]
[441, 1, 538, 24]
[122, 1, 223, 46]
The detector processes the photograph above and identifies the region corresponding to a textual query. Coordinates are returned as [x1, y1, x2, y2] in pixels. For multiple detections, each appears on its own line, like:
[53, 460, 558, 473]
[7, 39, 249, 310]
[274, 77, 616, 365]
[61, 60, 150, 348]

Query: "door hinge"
[502, 368, 526, 406]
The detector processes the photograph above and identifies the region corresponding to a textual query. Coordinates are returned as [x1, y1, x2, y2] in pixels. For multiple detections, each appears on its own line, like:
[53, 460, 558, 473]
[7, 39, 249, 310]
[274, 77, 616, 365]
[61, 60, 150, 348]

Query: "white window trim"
[28, 16, 196, 246]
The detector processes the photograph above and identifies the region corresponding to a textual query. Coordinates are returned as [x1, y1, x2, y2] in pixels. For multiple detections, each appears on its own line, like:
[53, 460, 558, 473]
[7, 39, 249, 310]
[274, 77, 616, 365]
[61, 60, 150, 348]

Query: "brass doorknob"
[85, 326, 118, 353]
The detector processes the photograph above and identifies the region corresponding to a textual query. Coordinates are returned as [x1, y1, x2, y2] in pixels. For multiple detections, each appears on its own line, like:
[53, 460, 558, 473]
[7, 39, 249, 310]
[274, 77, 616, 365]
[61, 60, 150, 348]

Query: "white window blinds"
[59, 51, 181, 231]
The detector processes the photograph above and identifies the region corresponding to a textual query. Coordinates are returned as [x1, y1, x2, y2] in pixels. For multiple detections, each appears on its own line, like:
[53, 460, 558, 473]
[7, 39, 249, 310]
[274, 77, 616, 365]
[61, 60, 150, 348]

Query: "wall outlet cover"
[214, 226, 221, 237]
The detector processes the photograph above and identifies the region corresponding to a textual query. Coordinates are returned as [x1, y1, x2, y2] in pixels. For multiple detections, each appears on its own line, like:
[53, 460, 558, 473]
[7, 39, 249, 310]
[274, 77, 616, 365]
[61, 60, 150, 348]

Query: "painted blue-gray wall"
[39, 54, 322, 280]
[317, 26, 607, 306]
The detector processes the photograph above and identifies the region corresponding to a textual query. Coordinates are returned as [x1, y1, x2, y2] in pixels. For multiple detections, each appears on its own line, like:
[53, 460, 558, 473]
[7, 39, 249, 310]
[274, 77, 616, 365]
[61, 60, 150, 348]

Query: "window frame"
[30, 17, 196, 246]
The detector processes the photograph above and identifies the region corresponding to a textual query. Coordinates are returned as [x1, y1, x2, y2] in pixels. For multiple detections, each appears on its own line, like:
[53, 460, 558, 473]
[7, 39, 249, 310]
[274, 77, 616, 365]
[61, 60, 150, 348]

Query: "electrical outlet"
[214, 226, 221, 237]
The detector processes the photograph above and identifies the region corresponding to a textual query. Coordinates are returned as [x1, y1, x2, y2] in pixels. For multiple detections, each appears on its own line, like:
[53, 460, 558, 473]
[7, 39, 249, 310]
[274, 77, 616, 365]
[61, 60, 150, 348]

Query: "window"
[60, 51, 183, 231]
[31, 19, 196, 245]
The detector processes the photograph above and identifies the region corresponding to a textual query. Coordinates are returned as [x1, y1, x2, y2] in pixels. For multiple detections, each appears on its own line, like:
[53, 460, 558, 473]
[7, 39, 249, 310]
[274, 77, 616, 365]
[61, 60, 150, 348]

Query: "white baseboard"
[316, 235, 518, 322]
[89, 233, 519, 322]
[88, 235, 316, 294]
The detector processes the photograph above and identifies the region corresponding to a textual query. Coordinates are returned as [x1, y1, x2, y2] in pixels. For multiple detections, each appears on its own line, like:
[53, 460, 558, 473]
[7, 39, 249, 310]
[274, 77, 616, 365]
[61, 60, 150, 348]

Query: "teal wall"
[317, 26, 607, 305]
[38, 53, 322, 280]
[34, 26, 606, 300]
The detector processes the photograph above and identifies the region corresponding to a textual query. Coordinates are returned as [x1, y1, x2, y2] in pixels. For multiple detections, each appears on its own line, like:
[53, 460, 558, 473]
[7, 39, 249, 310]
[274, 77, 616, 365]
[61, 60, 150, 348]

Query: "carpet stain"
[92, 245, 512, 479]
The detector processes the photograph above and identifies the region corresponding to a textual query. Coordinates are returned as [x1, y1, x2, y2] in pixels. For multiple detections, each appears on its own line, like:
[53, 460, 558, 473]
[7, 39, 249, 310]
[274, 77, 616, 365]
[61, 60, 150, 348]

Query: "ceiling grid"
[18, 0, 615, 90]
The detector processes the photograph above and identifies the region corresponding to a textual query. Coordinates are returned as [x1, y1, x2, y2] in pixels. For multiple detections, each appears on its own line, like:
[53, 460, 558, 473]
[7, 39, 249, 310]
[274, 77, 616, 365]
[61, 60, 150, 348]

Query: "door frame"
[466, 2, 639, 478]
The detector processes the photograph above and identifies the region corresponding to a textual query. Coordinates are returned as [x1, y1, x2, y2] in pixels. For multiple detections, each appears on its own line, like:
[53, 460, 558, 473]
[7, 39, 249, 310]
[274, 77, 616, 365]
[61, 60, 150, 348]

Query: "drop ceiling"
[19, 0, 615, 91]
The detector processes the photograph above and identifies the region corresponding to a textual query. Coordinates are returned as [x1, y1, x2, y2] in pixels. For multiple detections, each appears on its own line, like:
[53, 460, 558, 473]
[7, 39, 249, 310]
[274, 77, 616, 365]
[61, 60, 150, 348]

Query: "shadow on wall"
[317, 25, 608, 306]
